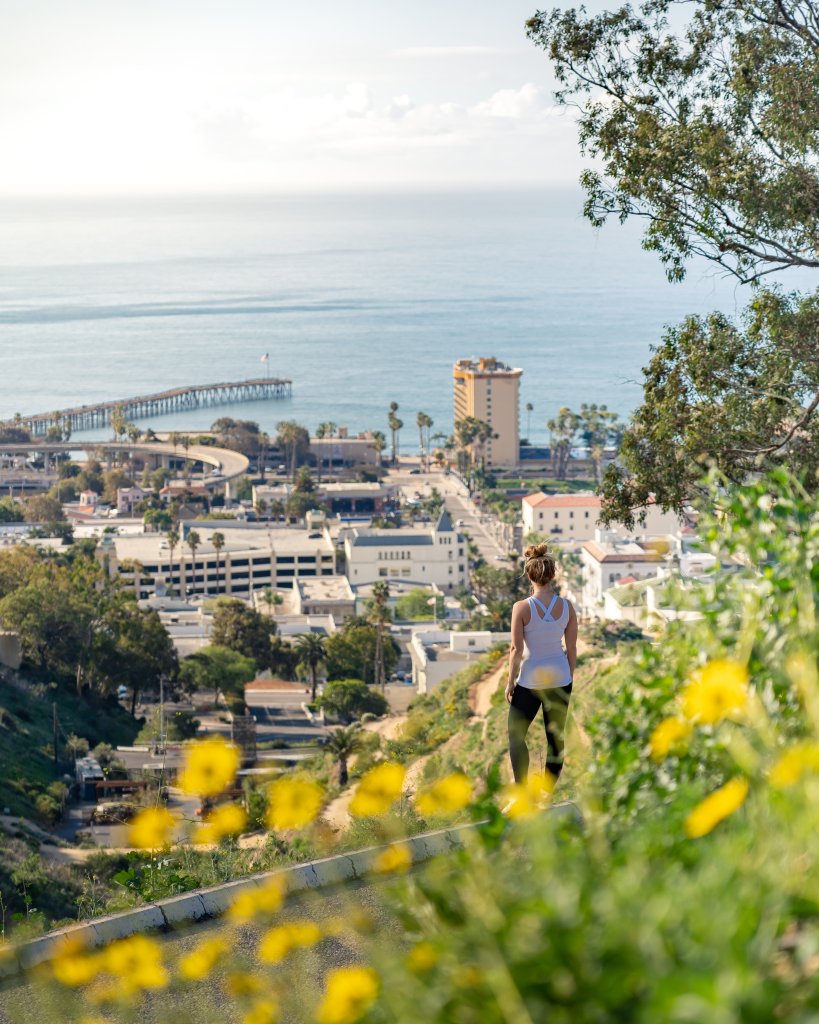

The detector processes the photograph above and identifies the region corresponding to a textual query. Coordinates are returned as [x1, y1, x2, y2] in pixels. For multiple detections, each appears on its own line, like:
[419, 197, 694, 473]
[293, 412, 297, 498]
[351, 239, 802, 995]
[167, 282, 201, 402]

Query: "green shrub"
[317, 679, 389, 723]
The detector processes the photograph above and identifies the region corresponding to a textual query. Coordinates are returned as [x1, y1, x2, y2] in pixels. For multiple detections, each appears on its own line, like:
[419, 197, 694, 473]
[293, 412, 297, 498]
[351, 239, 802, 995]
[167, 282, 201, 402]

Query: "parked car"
[117, 685, 128, 700]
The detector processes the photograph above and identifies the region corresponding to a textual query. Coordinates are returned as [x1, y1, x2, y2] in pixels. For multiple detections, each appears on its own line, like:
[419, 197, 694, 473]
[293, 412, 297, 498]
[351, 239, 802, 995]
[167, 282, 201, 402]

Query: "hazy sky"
[1, 0, 591, 195]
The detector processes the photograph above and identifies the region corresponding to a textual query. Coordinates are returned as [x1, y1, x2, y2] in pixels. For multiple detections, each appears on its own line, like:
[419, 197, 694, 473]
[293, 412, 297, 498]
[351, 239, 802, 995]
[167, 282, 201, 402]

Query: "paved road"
[245, 690, 329, 744]
[384, 466, 506, 564]
[0, 872, 422, 1024]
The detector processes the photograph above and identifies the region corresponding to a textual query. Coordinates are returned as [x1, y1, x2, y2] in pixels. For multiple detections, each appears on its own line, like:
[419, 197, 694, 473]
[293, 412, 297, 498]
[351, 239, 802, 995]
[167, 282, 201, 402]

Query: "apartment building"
[453, 357, 522, 467]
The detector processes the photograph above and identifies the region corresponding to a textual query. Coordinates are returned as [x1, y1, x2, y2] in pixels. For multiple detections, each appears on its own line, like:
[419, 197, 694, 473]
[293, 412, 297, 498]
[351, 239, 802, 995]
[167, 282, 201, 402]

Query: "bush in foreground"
[4, 473, 818, 1023]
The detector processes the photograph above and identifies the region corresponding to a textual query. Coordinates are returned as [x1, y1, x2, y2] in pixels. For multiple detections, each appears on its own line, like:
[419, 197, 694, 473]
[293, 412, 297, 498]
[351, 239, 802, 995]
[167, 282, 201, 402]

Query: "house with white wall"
[522, 492, 683, 543]
[345, 510, 467, 593]
[409, 629, 510, 694]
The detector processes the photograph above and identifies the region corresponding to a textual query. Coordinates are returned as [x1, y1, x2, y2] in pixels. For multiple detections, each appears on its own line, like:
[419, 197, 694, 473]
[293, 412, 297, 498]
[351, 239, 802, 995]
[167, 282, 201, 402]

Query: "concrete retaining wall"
[2, 804, 579, 978]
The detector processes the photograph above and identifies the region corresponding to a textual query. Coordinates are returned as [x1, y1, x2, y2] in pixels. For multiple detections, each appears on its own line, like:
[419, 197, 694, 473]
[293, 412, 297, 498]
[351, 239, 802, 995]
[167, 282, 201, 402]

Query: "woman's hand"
[505, 681, 515, 704]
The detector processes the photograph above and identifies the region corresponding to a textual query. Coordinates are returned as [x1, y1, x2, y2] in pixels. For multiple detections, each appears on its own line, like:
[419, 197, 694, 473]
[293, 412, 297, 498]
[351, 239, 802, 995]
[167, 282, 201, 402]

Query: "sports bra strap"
[530, 594, 559, 620]
[529, 595, 549, 616]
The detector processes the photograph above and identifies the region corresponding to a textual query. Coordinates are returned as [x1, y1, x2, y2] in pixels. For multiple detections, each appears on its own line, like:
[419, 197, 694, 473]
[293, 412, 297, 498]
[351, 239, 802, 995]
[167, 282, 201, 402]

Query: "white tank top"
[516, 594, 572, 689]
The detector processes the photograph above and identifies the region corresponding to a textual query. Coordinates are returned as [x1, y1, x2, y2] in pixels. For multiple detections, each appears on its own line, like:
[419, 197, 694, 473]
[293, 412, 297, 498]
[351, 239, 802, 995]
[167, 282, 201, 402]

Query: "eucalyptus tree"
[529, 1, 819, 521]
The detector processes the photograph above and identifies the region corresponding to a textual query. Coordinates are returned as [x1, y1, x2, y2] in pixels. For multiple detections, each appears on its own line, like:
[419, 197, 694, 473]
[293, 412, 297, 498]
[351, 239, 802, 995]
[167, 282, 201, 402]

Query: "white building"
[292, 575, 356, 621]
[117, 486, 149, 515]
[99, 523, 336, 600]
[344, 510, 468, 593]
[522, 492, 683, 543]
[580, 530, 666, 617]
[409, 629, 510, 694]
[311, 431, 379, 470]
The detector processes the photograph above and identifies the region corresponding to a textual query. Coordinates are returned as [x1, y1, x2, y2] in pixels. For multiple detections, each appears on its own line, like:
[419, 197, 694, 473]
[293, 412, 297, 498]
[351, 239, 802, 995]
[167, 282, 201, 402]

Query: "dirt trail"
[323, 660, 506, 831]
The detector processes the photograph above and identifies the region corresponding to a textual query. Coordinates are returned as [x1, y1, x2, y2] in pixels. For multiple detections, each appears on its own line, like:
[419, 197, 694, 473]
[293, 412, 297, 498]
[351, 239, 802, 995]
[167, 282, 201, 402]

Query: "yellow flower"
[681, 659, 749, 725]
[373, 842, 412, 875]
[316, 966, 379, 1024]
[415, 773, 473, 817]
[266, 778, 324, 831]
[258, 920, 322, 964]
[406, 941, 439, 973]
[499, 773, 555, 820]
[196, 803, 248, 844]
[228, 876, 285, 922]
[769, 742, 819, 789]
[685, 777, 749, 838]
[649, 718, 692, 761]
[349, 762, 405, 817]
[128, 807, 176, 850]
[243, 999, 279, 1024]
[225, 972, 264, 997]
[179, 737, 240, 797]
[103, 934, 169, 991]
[51, 939, 102, 987]
[178, 937, 229, 981]
[454, 965, 483, 988]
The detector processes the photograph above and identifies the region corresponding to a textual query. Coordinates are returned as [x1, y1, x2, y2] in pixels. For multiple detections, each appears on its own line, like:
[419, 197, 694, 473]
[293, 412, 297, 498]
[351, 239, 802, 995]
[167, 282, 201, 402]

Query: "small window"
[379, 568, 388, 577]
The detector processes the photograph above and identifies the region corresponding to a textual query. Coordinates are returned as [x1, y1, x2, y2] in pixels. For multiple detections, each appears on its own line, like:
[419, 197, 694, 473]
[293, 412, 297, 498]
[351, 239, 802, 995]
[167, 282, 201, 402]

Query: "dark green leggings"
[508, 683, 573, 783]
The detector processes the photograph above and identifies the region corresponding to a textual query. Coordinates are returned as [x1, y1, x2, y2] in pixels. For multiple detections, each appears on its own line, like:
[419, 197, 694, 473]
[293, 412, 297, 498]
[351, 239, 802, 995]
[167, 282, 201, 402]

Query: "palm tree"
[166, 527, 179, 596]
[295, 633, 327, 702]
[211, 531, 225, 594]
[371, 430, 387, 472]
[325, 725, 363, 787]
[525, 402, 534, 441]
[387, 406, 403, 467]
[315, 423, 327, 482]
[261, 587, 283, 618]
[187, 530, 201, 595]
[417, 411, 433, 470]
[367, 581, 391, 691]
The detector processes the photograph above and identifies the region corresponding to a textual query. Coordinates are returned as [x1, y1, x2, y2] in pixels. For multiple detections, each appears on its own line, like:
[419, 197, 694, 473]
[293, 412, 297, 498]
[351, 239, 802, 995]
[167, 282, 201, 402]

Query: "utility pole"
[159, 675, 166, 756]
[52, 702, 59, 778]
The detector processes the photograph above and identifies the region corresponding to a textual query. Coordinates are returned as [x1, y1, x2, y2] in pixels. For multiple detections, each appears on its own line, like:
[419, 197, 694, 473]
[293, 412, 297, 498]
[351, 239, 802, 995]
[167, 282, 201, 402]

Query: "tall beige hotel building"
[453, 357, 523, 468]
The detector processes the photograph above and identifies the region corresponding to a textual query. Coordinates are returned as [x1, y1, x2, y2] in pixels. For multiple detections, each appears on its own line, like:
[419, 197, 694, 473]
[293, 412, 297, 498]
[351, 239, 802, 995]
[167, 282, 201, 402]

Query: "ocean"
[0, 189, 754, 448]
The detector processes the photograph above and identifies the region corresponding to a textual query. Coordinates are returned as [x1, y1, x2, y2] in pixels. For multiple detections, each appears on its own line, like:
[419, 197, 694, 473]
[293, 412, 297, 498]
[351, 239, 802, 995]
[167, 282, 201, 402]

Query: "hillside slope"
[0, 670, 140, 820]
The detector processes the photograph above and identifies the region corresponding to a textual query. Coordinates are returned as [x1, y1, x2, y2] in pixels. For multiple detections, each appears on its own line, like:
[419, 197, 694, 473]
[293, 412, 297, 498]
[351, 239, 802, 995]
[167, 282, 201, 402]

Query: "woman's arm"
[505, 601, 525, 703]
[564, 601, 578, 681]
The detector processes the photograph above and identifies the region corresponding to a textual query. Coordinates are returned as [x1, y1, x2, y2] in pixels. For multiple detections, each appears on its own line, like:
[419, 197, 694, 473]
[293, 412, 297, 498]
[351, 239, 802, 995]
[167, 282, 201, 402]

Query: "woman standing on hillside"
[505, 543, 577, 784]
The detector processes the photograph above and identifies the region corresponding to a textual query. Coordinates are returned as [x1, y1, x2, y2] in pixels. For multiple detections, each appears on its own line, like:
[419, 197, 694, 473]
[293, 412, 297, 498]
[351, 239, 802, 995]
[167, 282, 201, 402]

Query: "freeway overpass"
[0, 440, 249, 498]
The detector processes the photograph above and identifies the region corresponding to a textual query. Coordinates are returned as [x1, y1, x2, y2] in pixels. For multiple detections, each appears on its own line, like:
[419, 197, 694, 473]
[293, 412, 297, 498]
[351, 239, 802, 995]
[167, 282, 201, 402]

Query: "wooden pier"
[4, 378, 292, 438]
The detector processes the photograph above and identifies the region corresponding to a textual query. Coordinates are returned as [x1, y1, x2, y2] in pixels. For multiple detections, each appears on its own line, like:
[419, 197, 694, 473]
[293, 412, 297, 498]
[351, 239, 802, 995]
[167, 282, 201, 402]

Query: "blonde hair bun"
[523, 543, 557, 586]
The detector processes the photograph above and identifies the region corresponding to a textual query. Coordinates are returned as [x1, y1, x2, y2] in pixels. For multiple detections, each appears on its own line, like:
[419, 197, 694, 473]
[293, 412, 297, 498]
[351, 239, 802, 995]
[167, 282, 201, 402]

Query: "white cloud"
[472, 83, 544, 120]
